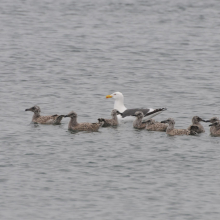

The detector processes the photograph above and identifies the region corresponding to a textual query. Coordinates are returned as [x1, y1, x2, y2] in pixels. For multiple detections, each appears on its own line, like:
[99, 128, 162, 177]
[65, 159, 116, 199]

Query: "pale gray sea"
[1, 0, 220, 219]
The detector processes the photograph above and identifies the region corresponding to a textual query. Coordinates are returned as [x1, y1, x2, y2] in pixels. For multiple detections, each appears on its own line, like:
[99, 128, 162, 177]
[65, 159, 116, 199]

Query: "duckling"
[64, 111, 103, 132]
[161, 118, 196, 136]
[204, 117, 219, 134]
[209, 121, 220, 136]
[145, 119, 168, 131]
[132, 111, 146, 129]
[25, 105, 64, 124]
[98, 109, 119, 127]
[187, 116, 206, 133]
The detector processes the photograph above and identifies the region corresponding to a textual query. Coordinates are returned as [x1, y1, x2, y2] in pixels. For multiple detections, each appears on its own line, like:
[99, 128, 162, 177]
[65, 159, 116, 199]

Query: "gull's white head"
[106, 92, 124, 100]
[106, 92, 126, 112]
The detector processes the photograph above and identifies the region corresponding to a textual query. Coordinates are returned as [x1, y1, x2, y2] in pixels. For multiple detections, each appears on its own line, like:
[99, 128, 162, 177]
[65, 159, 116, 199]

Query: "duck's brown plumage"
[133, 111, 146, 129]
[145, 119, 168, 131]
[161, 118, 196, 136]
[187, 116, 205, 133]
[65, 111, 103, 132]
[25, 106, 64, 124]
[209, 120, 220, 136]
[98, 109, 119, 127]
[205, 117, 219, 134]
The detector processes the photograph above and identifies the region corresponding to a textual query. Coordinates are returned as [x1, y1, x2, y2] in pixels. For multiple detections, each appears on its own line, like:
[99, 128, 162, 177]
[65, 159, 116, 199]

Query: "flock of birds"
[25, 92, 220, 136]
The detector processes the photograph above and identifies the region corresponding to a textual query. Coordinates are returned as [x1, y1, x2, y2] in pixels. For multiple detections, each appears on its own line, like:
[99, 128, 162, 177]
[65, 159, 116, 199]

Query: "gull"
[106, 92, 166, 122]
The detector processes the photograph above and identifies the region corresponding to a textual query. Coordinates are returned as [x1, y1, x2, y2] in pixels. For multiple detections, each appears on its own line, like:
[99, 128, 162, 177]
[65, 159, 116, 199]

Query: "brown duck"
[132, 111, 147, 129]
[204, 117, 219, 135]
[98, 109, 119, 127]
[209, 121, 220, 136]
[25, 105, 64, 124]
[161, 118, 196, 136]
[64, 111, 103, 132]
[187, 116, 206, 134]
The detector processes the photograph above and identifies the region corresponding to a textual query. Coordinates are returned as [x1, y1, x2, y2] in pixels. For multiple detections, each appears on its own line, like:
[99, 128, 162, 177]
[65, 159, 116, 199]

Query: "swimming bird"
[106, 92, 166, 122]
[64, 111, 103, 132]
[25, 105, 64, 124]
[205, 117, 220, 135]
[145, 119, 168, 131]
[187, 116, 206, 133]
[161, 118, 196, 136]
[209, 121, 220, 136]
[98, 109, 119, 127]
[132, 111, 147, 129]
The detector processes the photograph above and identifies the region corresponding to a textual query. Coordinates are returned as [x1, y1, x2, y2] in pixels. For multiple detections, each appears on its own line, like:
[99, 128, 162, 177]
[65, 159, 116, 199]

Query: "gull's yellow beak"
[106, 95, 113, 99]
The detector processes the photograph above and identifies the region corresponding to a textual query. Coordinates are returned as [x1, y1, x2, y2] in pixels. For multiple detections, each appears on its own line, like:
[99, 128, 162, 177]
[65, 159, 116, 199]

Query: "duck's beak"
[161, 120, 167, 123]
[64, 115, 69, 118]
[204, 120, 210, 122]
[106, 95, 113, 98]
[199, 117, 206, 122]
[25, 108, 30, 111]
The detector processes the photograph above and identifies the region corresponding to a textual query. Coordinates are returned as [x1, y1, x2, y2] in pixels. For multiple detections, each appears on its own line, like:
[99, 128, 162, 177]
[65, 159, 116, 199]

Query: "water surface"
[1, 0, 220, 219]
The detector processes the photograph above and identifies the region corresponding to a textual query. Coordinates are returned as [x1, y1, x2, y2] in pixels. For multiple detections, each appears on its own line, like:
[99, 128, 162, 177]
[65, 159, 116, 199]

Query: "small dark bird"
[204, 117, 219, 135]
[132, 111, 147, 129]
[209, 120, 220, 136]
[161, 118, 197, 136]
[64, 111, 103, 132]
[25, 105, 64, 124]
[187, 116, 206, 134]
[209, 117, 220, 136]
[98, 109, 119, 127]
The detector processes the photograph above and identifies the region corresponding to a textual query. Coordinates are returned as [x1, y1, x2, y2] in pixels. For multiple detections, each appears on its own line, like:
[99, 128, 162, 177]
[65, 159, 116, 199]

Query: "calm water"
[1, 0, 220, 219]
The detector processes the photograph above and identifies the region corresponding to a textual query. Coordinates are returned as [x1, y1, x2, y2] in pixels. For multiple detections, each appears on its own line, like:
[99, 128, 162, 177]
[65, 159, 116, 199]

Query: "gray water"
[1, 0, 220, 219]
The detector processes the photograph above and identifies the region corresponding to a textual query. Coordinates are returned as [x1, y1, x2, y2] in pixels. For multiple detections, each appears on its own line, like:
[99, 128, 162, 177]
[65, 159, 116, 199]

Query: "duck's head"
[111, 109, 121, 116]
[205, 117, 219, 123]
[192, 116, 206, 123]
[25, 105, 41, 114]
[161, 118, 175, 125]
[64, 111, 77, 118]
